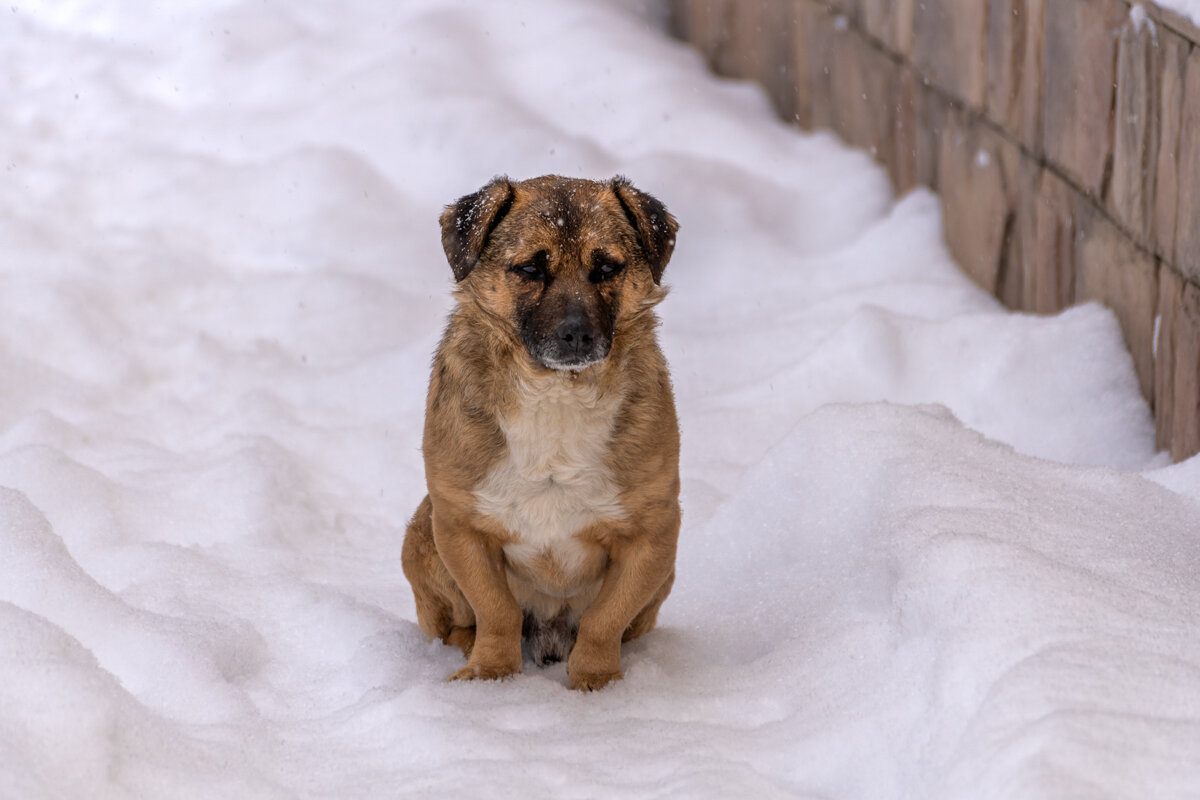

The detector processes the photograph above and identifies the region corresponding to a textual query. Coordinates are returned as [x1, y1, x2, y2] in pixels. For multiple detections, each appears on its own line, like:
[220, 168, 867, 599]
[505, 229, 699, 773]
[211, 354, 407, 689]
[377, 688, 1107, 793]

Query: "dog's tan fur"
[401, 174, 680, 690]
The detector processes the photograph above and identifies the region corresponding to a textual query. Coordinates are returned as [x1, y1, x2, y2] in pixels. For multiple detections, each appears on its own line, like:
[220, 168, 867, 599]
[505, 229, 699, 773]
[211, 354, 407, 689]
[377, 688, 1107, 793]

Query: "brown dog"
[401, 174, 680, 691]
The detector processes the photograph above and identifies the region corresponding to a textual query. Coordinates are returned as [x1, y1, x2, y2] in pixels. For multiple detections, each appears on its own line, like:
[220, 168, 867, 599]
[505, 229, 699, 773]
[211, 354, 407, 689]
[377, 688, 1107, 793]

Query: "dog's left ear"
[611, 176, 679, 284]
[440, 176, 515, 282]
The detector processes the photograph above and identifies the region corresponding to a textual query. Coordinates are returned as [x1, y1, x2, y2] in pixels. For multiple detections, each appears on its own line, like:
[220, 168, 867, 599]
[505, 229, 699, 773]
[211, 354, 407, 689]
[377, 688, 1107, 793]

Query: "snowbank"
[1, 0, 1197, 797]
[1153, 0, 1200, 27]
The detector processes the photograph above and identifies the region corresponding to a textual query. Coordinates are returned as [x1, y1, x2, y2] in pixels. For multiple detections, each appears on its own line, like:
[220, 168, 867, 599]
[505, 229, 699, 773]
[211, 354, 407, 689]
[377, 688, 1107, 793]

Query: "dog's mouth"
[529, 341, 611, 372]
[540, 356, 606, 372]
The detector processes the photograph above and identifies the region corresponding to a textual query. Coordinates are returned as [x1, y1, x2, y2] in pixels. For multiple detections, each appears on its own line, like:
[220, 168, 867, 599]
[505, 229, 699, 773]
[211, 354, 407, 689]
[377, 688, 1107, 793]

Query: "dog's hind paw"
[443, 626, 475, 657]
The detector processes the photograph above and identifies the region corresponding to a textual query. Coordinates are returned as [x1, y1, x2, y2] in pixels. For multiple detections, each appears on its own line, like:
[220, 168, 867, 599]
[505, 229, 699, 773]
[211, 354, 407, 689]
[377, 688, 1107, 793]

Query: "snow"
[1, 0, 1198, 798]
[1155, 0, 1200, 27]
[1130, 3, 1152, 34]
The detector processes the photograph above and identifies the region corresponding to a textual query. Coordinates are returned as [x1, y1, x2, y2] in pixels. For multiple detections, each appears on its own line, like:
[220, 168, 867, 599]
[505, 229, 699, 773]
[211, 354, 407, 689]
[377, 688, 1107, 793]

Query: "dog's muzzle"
[532, 307, 611, 371]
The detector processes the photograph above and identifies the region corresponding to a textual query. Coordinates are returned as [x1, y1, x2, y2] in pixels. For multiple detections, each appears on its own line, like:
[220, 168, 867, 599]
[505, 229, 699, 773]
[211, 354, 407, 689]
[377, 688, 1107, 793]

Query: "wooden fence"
[668, 0, 1200, 460]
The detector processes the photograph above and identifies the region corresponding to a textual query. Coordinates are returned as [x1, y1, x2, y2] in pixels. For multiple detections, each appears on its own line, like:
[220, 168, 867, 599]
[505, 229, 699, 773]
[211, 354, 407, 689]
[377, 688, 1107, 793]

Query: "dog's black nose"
[556, 309, 596, 360]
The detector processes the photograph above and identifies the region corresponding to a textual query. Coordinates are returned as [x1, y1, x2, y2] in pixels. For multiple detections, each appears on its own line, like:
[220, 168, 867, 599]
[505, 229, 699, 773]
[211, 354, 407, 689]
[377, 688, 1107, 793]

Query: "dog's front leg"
[432, 509, 522, 682]
[568, 532, 676, 691]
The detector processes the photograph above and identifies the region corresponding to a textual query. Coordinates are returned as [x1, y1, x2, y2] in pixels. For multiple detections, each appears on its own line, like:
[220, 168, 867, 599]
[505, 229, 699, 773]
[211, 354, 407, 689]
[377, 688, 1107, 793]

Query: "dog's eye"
[511, 251, 548, 282]
[589, 253, 625, 283]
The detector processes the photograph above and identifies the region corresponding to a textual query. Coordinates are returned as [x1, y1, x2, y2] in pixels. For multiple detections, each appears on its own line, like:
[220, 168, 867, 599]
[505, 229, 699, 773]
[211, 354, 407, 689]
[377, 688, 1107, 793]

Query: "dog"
[401, 174, 680, 691]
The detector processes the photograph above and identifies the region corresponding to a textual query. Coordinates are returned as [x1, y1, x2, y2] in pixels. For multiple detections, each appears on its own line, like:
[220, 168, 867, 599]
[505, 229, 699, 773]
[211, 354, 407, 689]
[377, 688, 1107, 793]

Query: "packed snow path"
[2, 1, 1199, 798]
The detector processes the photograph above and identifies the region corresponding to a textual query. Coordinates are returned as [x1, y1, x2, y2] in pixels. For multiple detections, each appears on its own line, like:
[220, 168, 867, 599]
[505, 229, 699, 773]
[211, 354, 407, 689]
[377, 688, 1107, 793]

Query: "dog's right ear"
[439, 177, 515, 282]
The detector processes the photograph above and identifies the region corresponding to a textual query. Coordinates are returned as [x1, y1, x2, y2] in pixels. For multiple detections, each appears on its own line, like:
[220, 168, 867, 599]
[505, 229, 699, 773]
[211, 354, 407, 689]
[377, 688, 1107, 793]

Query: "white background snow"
[1156, 0, 1200, 26]
[2, 1, 1199, 798]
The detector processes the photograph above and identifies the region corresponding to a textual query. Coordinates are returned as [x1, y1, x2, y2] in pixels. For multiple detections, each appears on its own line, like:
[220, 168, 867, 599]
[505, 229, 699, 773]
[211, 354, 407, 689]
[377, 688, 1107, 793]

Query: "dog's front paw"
[568, 667, 624, 691]
[448, 660, 521, 683]
[567, 638, 623, 691]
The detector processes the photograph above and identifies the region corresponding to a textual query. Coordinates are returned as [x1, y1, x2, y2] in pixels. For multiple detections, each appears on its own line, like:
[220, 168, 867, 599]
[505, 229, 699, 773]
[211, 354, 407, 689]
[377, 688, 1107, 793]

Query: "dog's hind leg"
[402, 495, 476, 656]
[623, 568, 675, 643]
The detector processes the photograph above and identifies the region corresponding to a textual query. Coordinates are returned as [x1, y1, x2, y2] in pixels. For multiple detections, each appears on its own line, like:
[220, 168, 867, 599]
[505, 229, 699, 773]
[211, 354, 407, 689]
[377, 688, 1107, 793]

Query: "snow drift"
[1, 1, 1197, 798]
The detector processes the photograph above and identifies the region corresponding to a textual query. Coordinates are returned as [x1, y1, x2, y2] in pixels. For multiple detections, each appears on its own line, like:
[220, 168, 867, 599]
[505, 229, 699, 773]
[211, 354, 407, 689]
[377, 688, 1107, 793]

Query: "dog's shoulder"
[422, 310, 512, 495]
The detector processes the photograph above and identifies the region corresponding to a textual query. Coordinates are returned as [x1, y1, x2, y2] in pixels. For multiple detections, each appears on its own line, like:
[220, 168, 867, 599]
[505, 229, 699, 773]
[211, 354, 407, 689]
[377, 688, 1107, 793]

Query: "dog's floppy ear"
[440, 176, 515, 282]
[611, 176, 678, 284]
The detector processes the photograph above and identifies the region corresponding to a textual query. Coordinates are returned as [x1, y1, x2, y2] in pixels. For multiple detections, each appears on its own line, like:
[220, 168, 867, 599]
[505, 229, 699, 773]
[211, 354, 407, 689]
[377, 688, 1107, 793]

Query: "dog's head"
[440, 174, 678, 372]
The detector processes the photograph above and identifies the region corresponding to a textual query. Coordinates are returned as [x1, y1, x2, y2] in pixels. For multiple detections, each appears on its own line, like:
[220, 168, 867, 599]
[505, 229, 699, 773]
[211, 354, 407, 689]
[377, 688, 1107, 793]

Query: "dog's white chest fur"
[474, 375, 625, 583]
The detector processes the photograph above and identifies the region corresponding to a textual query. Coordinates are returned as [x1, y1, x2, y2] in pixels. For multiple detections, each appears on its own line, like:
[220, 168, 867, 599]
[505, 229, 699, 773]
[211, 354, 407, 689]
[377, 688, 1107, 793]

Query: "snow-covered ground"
[1154, 0, 1200, 26]
[2, 1, 1199, 797]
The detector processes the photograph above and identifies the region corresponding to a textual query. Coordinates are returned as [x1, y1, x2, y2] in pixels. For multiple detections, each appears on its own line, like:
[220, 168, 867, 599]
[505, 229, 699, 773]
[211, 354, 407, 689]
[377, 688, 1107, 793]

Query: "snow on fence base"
[667, 0, 1200, 461]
